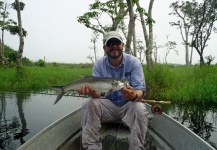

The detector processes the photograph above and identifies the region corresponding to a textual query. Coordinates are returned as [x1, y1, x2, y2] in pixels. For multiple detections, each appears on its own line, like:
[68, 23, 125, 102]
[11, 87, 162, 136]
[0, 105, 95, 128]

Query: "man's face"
[103, 38, 124, 59]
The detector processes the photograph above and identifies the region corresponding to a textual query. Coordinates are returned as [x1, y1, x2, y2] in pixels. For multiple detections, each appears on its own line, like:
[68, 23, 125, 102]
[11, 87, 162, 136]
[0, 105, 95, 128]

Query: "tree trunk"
[15, 0, 24, 69]
[0, 39, 4, 67]
[147, 0, 154, 71]
[184, 25, 189, 66]
[0, 3, 8, 68]
[111, 0, 128, 31]
[136, 0, 154, 72]
[133, 28, 137, 57]
[189, 46, 193, 65]
[125, 0, 135, 54]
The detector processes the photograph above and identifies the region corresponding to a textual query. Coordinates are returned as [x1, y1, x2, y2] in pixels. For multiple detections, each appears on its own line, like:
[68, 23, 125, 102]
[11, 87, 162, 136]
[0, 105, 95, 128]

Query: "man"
[80, 31, 148, 150]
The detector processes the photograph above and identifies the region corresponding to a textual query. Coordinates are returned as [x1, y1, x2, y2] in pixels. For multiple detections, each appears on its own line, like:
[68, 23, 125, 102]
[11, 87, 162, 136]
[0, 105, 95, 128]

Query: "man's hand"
[78, 85, 100, 98]
[122, 86, 137, 101]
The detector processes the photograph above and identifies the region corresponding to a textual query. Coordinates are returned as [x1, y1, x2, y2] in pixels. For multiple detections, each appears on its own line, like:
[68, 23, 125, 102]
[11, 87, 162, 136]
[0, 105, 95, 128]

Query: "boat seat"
[100, 113, 154, 150]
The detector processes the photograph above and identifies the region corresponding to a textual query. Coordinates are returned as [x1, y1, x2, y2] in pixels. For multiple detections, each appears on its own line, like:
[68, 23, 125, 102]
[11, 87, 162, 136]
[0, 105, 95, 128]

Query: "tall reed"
[144, 64, 217, 103]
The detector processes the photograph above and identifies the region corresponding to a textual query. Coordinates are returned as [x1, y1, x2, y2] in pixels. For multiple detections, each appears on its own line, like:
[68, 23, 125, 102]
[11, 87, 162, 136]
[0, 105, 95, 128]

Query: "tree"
[77, 0, 128, 34]
[163, 35, 178, 64]
[152, 39, 163, 63]
[86, 54, 94, 64]
[191, 0, 217, 65]
[89, 31, 100, 62]
[136, 39, 145, 62]
[77, 0, 139, 55]
[170, 0, 217, 66]
[0, 1, 17, 68]
[125, 0, 136, 54]
[169, 1, 197, 66]
[12, 0, 25, 69]
[205, 55, 215, 65]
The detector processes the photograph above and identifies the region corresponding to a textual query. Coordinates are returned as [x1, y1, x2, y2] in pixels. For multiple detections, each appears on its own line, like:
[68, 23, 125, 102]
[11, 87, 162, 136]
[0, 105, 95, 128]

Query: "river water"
[0, 91, 216, 149]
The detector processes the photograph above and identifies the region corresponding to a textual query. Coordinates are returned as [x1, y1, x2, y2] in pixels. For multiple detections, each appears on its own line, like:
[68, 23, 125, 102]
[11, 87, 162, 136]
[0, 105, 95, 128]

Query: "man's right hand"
[78, 85, 100, 98]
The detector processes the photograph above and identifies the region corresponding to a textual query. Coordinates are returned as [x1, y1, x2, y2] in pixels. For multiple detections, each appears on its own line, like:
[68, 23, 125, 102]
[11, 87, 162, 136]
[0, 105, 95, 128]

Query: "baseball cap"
[103, 31, 123, 46]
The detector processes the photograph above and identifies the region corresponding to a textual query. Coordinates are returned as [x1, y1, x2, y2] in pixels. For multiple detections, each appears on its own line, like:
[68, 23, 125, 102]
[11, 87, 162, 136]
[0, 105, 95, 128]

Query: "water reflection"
[167, 102, 217, 149]
[0, 92, 20, 149]
[0, 91, 86, 150]
[13, 93, 30, 145]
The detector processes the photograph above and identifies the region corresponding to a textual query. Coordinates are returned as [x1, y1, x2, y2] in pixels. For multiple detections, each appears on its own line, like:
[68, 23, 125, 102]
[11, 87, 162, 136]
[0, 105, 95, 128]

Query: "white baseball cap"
[103, 31, 123, 46]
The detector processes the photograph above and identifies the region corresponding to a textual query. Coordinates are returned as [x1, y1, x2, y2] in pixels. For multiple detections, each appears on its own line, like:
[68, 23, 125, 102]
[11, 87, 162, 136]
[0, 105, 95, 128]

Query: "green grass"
[1, 63, 217, 103]
[0, 64, 92, 92]
[144, 64, 217, 103]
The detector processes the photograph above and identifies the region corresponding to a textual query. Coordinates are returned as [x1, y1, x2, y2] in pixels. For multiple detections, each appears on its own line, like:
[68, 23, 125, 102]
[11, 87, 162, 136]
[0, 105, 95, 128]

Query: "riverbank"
[1, 64, 217, 103]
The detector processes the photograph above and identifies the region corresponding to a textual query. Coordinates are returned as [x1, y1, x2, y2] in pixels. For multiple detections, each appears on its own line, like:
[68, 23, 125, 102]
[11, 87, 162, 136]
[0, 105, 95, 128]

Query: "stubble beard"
[106, 49, 123, 59]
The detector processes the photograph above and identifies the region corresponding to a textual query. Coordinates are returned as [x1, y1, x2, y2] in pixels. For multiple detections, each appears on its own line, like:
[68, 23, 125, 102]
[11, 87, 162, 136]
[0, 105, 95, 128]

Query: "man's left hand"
[122, 86, 137, 101]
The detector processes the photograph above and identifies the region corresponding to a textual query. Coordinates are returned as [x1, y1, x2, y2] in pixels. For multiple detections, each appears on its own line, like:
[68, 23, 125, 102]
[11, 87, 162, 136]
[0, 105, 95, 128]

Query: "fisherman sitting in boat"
[79, 31, 148, 150]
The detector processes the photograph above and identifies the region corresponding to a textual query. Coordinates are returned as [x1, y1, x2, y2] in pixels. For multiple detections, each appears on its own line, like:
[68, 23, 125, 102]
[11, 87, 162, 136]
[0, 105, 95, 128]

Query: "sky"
[3, 0, 217, 65]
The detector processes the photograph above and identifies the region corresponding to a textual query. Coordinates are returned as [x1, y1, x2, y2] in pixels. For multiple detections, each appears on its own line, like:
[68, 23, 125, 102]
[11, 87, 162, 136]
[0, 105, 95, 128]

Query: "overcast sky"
[4, 0, 217, 64]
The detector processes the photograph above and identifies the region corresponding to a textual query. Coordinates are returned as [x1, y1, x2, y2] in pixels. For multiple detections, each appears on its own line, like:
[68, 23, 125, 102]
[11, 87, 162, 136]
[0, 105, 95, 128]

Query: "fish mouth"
[125, 81, 130, 88]
[122, 79, 130, 88]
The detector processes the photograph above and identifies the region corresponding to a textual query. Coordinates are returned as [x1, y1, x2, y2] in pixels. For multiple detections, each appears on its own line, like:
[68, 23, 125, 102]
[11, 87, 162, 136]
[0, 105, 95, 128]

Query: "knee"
[88, 99, 101, 109]
[82, 98, 100, 109]
[82, 98, 102, 116]
[134, 103, 148, 120]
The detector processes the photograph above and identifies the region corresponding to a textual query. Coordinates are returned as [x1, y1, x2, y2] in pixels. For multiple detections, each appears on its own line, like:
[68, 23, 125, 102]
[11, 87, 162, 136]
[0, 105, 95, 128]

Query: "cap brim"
[104, 36, 123, 45]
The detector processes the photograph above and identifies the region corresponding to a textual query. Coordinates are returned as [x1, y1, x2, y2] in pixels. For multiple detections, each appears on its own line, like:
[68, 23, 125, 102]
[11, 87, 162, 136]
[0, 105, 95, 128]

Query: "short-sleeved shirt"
[92, 52, 146, 106]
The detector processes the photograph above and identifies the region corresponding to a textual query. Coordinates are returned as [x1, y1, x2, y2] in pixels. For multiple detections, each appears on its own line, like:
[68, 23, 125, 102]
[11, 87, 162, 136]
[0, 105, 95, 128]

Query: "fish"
[51, 76, 130, 104]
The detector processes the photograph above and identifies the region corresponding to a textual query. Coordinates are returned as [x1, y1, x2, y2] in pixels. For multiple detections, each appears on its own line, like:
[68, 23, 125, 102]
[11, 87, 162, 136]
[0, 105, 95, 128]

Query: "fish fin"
[51, 86, 65, 105]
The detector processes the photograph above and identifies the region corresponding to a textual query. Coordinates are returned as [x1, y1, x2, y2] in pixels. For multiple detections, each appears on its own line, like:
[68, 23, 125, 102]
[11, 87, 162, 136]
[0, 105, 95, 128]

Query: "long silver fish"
[52, 76, 130, 104]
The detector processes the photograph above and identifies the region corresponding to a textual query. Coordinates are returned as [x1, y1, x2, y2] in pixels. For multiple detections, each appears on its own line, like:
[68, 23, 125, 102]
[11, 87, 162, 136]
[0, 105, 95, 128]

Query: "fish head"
[112, 79, 130, 91]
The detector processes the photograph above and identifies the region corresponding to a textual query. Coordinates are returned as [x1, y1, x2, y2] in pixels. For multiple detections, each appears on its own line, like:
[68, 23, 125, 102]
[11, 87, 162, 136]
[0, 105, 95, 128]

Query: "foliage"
[6, 25, 27, 37]
[4, 45, 16, 63]
[3, 45, 33, 67]
[11, 1, 25, 11]
[34, 59, 46, 67]
[0, 1, 17, 30]
[77, 0, 128, 33]
[22, 57, 33, 66]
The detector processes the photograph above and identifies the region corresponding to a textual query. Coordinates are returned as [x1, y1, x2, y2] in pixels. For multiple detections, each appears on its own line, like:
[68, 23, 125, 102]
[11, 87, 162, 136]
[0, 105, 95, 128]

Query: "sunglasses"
[106, 39, 122, 47]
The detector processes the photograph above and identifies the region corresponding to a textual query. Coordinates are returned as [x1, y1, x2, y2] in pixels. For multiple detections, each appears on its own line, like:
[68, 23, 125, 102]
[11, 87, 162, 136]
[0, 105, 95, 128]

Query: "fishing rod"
[68, 94, 172, 115]
[52, 92, 171, 115]
[137, 99, 172, 115]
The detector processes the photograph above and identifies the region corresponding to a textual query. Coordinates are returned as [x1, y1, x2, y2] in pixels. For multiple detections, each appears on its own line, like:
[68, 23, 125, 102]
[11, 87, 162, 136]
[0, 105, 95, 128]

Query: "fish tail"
[51, 86, 65, 105]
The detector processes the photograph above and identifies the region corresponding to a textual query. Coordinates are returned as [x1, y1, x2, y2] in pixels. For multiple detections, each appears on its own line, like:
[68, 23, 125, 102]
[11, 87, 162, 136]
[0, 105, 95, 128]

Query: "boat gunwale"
[149, 109, 215, 150]
[17, 108, 82, 150]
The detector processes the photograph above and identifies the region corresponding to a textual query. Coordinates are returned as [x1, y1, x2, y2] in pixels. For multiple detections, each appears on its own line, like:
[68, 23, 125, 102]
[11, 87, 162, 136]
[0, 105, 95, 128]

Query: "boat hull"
[17, 104, 215, 150]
